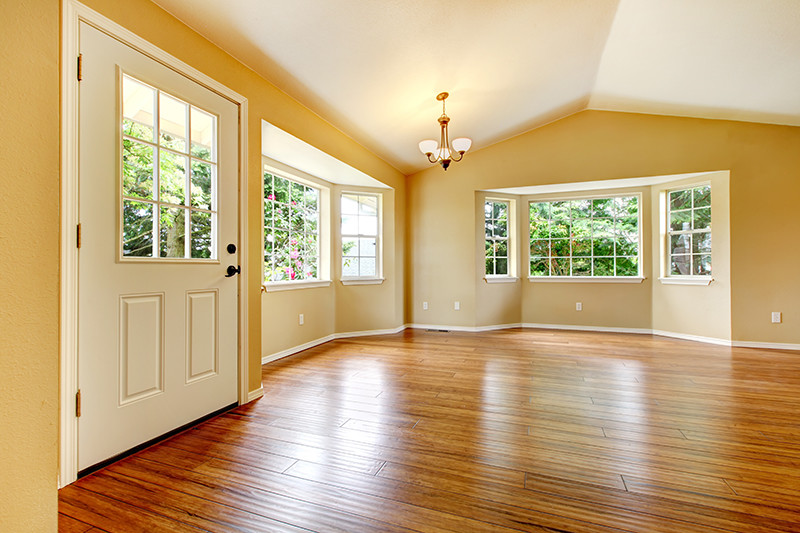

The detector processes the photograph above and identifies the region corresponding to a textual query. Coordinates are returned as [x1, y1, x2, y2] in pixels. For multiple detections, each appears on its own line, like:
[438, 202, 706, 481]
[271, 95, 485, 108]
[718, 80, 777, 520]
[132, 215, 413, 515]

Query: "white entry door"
[78, 22, 239, 471]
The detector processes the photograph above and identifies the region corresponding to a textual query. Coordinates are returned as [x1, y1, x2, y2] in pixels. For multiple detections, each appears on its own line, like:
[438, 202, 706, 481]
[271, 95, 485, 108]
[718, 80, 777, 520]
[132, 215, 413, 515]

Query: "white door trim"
[60, 0, 250, 487]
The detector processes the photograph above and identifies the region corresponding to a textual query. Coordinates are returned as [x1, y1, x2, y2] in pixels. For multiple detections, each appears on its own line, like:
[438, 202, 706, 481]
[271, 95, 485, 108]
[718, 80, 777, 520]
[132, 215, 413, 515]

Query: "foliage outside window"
[485, 200, 510, 276]
[341, 194, 380, 278]
[263, 172, 320, 282]
[667, 185, 711, 276]
[529, 196, 640, 277]
[121, 74, 217, 259]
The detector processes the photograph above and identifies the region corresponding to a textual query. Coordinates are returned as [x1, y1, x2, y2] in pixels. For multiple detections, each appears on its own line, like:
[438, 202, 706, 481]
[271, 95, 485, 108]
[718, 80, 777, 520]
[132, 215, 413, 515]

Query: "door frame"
[60, 0, 252, 487]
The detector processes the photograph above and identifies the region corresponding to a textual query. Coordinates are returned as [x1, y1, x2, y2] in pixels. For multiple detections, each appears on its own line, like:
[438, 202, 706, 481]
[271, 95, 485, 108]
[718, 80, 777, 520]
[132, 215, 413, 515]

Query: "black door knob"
[225, 265, 241, 277]
[226, 243, 237, 254]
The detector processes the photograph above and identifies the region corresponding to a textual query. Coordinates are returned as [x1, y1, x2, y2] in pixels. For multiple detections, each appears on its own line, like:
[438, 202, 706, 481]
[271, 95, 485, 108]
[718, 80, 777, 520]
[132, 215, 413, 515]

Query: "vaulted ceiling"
[152, 0, 800, 175]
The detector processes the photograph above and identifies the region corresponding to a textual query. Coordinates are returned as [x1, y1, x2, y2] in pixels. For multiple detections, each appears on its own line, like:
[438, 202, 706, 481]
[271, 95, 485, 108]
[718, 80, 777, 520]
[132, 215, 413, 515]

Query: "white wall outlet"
[299, 313, 304, 325]
[576, 302, 583, 311]
[772, 311, 782, 323]
[454, 301, 461, 311]
[423, 301, 428, 310]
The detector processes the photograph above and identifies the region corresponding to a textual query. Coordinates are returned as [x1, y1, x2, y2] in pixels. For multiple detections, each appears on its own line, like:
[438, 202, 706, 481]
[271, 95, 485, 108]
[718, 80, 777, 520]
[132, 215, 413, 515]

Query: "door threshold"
[76, 401, 238, 479]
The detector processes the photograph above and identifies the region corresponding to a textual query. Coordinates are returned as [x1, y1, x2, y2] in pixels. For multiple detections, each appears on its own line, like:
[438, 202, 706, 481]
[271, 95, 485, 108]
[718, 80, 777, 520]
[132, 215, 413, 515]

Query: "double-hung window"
[667, 185, 711, 276]
[485, 200, 510, 276]
[341, 193, 380, 279]
[529, 195, 640, 278]
[263, 171, 320, 282]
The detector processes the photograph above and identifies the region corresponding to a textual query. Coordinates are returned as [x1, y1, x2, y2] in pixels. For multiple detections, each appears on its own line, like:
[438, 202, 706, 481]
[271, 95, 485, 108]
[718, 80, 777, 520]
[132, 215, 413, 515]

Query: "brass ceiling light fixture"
[418, 92, 472, 170]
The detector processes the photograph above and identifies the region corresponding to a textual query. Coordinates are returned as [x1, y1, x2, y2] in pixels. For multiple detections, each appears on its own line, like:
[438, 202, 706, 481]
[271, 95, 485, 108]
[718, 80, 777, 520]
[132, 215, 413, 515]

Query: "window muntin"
[485, 200, 510, 276]
[121, 74, 217, 259]
[341, 193, 380, 278]
[667, 185, 711, 276]
[529, 195, 640, 277]
[263, 172, 320, 282]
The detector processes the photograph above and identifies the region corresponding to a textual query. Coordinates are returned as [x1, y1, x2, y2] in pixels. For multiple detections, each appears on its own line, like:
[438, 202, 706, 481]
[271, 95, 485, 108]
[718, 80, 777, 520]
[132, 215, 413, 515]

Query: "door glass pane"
[190, 211, 212, 258]
[122, 76, 155, 142]
[190, 160, 213, 209]
[122, 200, 154, 257]
[190, 107, 215, 161]
[160, 151, 187, 205]
[159, 206, 186, 257]
[159, 94, 187, 152]
[122, 139, 154, 200]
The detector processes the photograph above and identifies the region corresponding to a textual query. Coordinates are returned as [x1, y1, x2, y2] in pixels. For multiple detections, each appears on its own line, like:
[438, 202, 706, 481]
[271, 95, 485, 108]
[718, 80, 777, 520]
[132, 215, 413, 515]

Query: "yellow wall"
[407, 110, 800, 344]
[0, 2, 60, 530]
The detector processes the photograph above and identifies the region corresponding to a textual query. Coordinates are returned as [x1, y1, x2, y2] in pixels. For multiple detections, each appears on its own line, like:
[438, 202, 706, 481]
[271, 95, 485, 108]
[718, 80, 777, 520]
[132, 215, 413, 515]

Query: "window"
[667, 185, 711, 276]
[121, 74, 217, 259]
[485, 200, 510, 276]
[529, 195, 640, 277]
[341, 193, 380, 278]
[263, 171, 320, 281]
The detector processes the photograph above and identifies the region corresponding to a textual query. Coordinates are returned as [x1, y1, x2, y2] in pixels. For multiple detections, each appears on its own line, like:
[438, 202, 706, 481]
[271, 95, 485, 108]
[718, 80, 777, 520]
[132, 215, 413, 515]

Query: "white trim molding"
[484, 276, 519, 284]
[529, 276, 645, 284]
[246, 386, 264, 403]
[60, 0, 249, 488]
[341, 278, 385, 286]
[731, 340, 800, 351]
[263, 280, 332, 292]
[651, 329, 730, 346]
[658, 276, 713, 286]
[523, 323, 653, 335]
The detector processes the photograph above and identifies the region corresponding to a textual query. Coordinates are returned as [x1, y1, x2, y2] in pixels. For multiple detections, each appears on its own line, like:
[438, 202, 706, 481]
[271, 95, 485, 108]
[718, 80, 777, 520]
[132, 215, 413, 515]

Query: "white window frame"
[527, 193, 644, 282]
[663, 183, 712, 284]
[262, 162, 331, 291]
[340, 192, 383, 284]
[484, 198, 515, 280]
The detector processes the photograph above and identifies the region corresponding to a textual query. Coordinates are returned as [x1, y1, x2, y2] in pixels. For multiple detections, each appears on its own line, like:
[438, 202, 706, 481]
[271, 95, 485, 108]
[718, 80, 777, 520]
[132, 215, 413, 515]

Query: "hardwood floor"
[59, 328, 800, 532]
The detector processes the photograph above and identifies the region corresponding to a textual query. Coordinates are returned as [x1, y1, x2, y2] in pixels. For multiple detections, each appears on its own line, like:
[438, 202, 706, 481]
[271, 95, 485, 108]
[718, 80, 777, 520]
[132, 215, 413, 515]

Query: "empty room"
[3, 0, 800, 531]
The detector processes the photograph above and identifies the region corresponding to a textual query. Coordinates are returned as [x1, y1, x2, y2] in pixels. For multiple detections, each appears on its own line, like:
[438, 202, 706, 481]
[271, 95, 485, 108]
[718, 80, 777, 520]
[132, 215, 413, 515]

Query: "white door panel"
[78, 22, 239, 471]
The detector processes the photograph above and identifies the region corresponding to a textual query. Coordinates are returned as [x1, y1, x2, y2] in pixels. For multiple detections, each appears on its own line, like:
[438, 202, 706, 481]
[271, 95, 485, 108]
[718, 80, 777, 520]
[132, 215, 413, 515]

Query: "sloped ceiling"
[152, 0, 800, 175]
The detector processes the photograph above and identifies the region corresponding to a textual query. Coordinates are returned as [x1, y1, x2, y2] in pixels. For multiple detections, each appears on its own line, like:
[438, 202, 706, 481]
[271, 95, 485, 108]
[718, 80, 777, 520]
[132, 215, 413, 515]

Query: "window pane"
[593, 257, 614, 276]
[304, 209, 318, 233]
[122, 200, 154, 257]
[159, 206, 186, 258]
[342, 215, 358, 235]
[190, 160, 213, 209]
[616, 233, 638, 256]
[190, 211, 212, 258]
[615, 196, 638, 217]
[552, 258, 570, 276]
[669, 209, 692, 232]
[693, 207, 711, 230]
[670, 234, 691, 256]
[122, 76, 155, 142]
[530, 239, 549, 257]
[493, 202, 507, 220]
[670, 189, 692, 211]
[274, 176, 289, 203]
[486, 258, 496, 276]
[493, 219, 507, 238]
[190, 107, 215, 161]
[264, 200, 274, 228]
[360, 237, 376, 258]
[343, 237, 358, 257]
[290, 206, 304, 233]
[592, 198, 613, 217]
[159, 94, 187, 152]
[693, 232, 712, 254]
[361, 215, 378, 236]
[342, 194, 359, 215]
[530, 258, 549, 276]
[359, 195, 378, 215]
[694, 254, 712, 276]
[160, 151, 186, 205]
[274, 202, 289, 230]
[593, 238, 614, 256]
[529, 202, 549, 239]
[495, 240, 508, 258]
[264, 173, 274, 199]
[343, 257, 359, 277]
[616, 256, 638, 276]
[693, 185, 711, 208]
[360, 257, 376, 277]
[122, 139, 154, 200]
[551, 239, 570, 257]
[617, 215, 638, 235]
[495, 258, 508, 275]
[671, 255, 691, 275]
[592, 218, 614, 238]
[572, 238, 591, 256]
[573, 258, 590, 276]
[290, 182, 304, 204]
[571, 199, 591, 218]
[572, 218, 591, 239]
[305, 187, 318, 210]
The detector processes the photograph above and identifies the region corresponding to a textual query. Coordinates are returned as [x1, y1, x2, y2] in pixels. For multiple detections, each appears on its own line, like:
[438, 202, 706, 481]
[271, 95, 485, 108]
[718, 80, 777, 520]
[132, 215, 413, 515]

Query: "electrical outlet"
[299, 313, 304, 325]
[576, 302, 583, 311]
[454, 301, 461, 311]
[772, 311, 782, 324]
[423, 301, 428, 310]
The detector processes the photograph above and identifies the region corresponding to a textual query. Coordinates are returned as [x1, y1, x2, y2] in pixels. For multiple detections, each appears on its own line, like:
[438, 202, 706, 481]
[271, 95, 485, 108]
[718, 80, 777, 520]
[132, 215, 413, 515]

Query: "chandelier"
[418, 92, 472, 170]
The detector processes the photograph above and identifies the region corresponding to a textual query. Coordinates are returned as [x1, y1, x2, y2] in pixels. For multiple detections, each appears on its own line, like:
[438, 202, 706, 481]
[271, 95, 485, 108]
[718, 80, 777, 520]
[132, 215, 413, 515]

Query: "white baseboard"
[334, 325, 407, 339]
[651, 329, 731, 346]
[246, 386, 264, 403]
[731, 340, 800, 351]
[261, 325, 407, 364]
[406, 323, 523, 332]
[523, 322, 652, 335]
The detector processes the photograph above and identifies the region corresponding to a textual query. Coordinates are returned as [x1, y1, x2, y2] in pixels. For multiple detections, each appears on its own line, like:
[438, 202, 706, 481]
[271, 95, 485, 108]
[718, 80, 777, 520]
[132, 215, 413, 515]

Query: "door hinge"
[75, 389, 82, 418]
[76, 223, 82, 249]
[77, 54, 83, 82]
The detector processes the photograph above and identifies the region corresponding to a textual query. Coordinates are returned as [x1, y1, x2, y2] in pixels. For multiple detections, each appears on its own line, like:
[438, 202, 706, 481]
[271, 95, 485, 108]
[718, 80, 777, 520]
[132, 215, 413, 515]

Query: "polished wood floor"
[59, 328, 800, 532]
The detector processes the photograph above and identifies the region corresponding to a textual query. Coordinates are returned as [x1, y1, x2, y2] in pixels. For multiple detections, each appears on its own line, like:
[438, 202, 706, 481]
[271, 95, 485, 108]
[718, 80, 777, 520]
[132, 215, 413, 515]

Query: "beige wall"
[407, 110, 800, 344]
[0, 2, 60, 530]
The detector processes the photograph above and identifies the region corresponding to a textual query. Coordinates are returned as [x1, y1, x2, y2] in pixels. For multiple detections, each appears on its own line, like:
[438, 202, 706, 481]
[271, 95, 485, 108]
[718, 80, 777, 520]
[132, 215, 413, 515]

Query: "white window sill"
[528, 276, 645, 284]
[341, 278, 385, 286]
[263, 280, 332, 292]
[484, 276, 519, 284]
[658, 276, 713, 286]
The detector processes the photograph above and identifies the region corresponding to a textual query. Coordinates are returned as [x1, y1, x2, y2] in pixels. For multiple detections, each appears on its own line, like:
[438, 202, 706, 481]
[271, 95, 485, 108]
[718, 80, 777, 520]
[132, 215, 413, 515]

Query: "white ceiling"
[152, 0, 800, 175]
